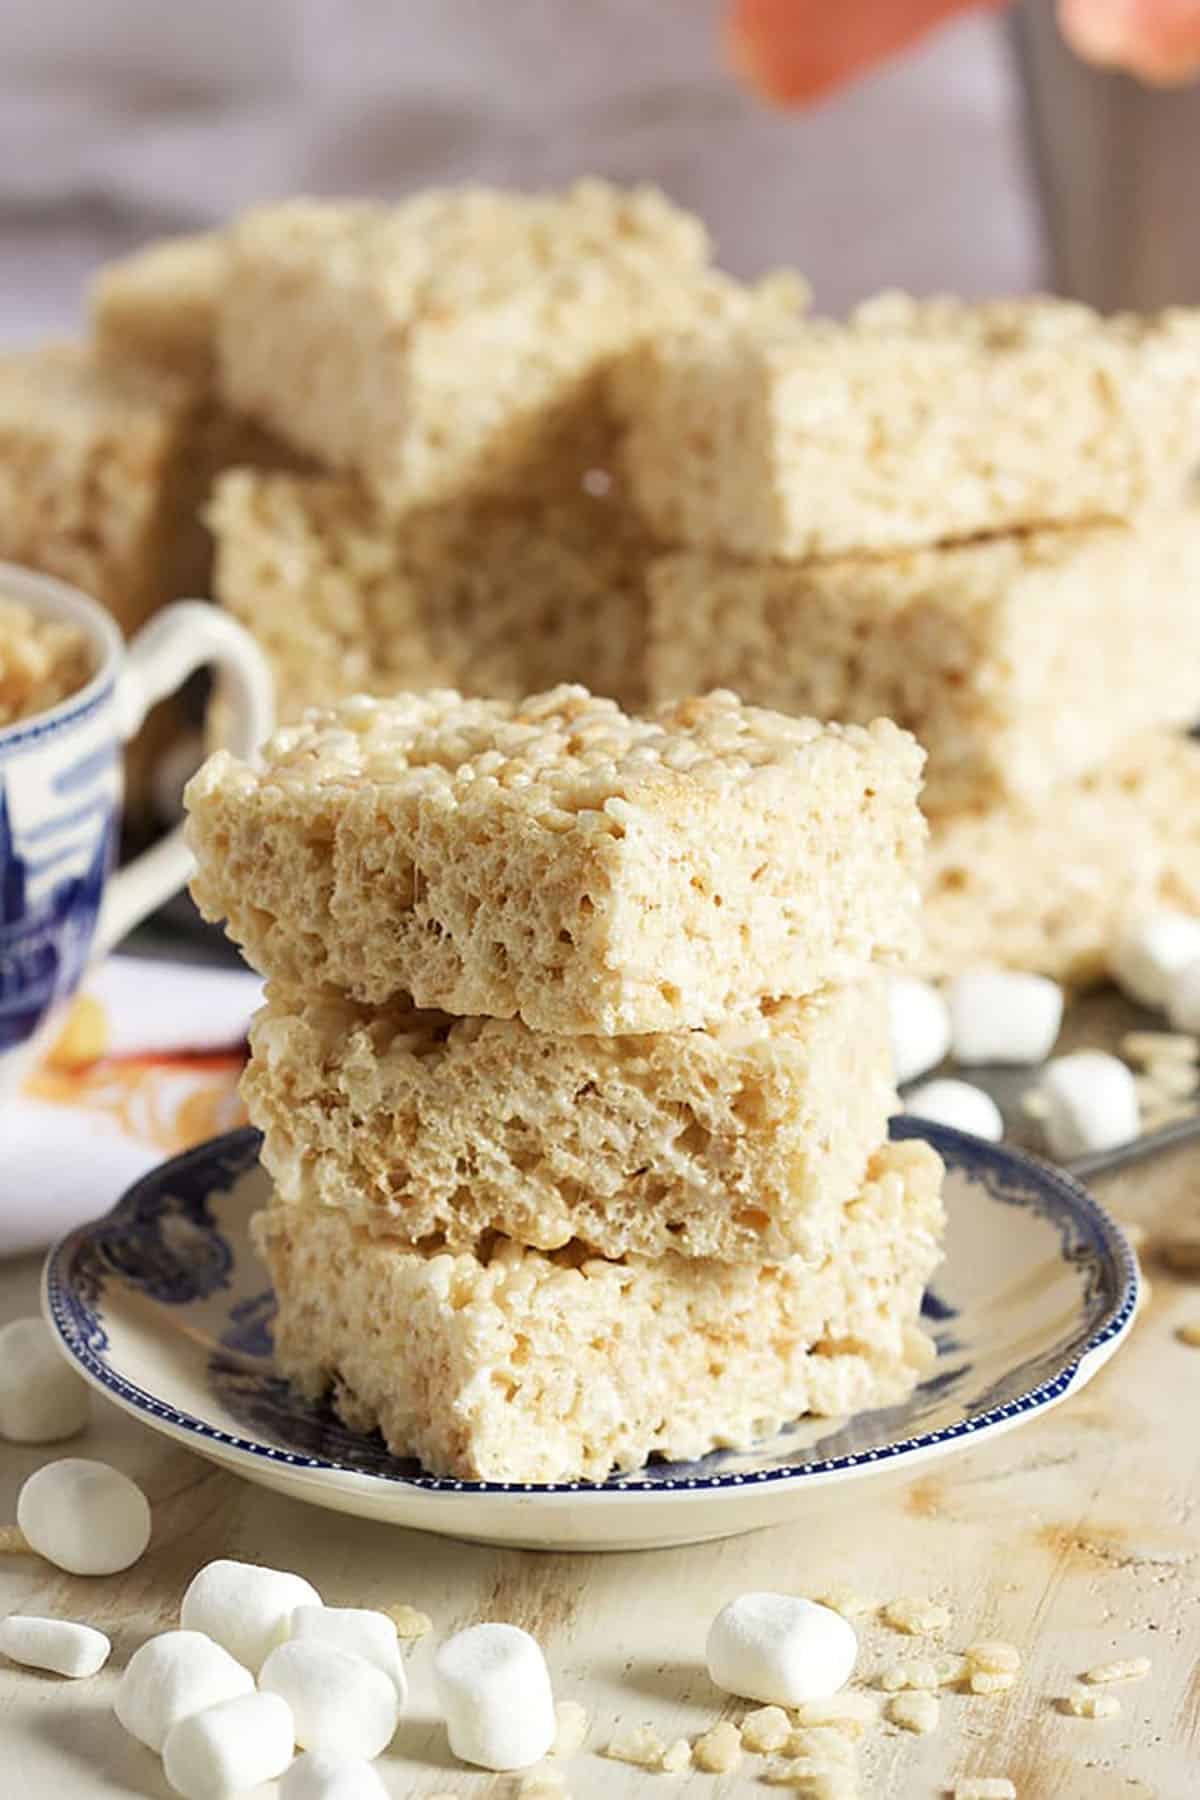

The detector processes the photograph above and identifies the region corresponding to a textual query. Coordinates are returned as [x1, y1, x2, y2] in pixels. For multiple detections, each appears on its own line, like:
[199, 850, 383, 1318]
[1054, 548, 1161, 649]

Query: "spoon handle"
[1066, 1110, 1200, 1182]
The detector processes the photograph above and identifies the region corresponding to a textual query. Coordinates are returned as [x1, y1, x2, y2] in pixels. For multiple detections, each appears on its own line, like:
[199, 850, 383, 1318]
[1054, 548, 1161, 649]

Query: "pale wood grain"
[1, 1087, 1197, 1796]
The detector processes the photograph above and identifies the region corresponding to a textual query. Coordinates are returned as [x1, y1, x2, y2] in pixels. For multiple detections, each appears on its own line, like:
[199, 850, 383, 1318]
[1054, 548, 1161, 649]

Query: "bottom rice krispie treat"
[922, 730, 1200, 984]
[253, 1138, 944, 1484]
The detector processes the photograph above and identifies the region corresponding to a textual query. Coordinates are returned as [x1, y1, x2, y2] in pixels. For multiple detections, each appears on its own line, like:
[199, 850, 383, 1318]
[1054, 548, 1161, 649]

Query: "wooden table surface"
[1, 1136, 1197, 1799]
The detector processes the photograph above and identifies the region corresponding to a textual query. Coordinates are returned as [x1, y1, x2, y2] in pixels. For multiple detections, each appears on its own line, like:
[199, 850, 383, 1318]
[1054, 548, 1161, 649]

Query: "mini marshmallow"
[947, 970, 1064, 1066]
[281, 1751, 389, 1799]
[705, 1593, 858, 1706]
[1038, 1052, 1140, 1160]
[180, 1559, 321, 1672]
[1166, 959, 1200, 1034]
[0, 1318, 89, 1443]
[115, 1630, 255, 1753]
[162, 1690, 294, 1799]
[433, 1622, 556, 1771]
[290, 1604, 407, 1699]
[1109, 911, 1200, 1010]
[0, 1615, 110, 1678]
[903, 1079, 1004, 1143]
[17, 1459, 150, 1576]
[259, 1640, 399, 1760]
[888, 977, 951, 1085]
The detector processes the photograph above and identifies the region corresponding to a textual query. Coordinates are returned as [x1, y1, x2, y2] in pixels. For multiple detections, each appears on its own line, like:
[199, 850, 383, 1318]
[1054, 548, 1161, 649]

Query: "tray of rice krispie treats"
[184, 685, 926, 1035]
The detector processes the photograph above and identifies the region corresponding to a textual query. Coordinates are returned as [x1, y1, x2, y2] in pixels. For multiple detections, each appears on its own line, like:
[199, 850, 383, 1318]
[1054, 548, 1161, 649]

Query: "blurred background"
[1, 0, 1195, 346]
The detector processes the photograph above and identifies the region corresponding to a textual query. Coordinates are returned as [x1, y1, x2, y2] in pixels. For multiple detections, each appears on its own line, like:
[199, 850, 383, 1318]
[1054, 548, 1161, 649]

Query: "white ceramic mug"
[0, 564, 273, 1097]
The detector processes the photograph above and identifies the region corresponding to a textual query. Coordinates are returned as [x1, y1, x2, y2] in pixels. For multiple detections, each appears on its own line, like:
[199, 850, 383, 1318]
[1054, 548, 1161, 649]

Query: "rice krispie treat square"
[922, 731, 1200, 983]
[185, 685, 926, 1033]
[217, 182, 804, 513]
[245, 974, 895, 1265]
[614, 294, 1200, 559]
[647, 508, 1200, 816]
[0, 599, 94, 728]
[208, 468, 652, 721]
[0, 344, 211, 637]
[255, 1137, 945, 1483]
[90, 232, 227, 385]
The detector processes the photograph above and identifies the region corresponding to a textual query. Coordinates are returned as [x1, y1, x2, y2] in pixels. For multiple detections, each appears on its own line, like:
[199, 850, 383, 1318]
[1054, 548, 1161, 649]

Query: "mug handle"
[94, 602, 274, 958]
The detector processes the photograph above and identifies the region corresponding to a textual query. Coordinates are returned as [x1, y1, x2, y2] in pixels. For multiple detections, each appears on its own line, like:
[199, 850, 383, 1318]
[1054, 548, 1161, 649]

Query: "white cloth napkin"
[2, 954, 262, 1259]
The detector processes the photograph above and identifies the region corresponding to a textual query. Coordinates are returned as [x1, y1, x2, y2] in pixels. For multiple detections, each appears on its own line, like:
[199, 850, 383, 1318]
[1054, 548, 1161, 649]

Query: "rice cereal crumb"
[1063, 1690, 1121, 1719]
[1084, 1656, 1151, 1684]
[550, 1701, 590, 1757]
[605, 1724, 665, 1767]
[763, 1762, 859, 1796]
[815, 1586, 876, 1619]
[661, 1738, 692, 1774]
[740, 1705, 792, 1753]
[965, 1641, 1022, 1675]
[386, 1602, 432, 1638]
[969, 1669, 1016, 1696]
[887, 1691, 940, 1734]
[692, 1720, 743, 1773]
[954, 1782, 1017, 1799]
[878, 1659, 941, 1692]
[784, 1727, 857, 1765]
[790, 1694, 876, 1735]
[1176, 1321, 1200, 1347]
[883, 1596, 952, 1636]
[519, 1774, 567, 1799]
[934, 1653, 971, 1687]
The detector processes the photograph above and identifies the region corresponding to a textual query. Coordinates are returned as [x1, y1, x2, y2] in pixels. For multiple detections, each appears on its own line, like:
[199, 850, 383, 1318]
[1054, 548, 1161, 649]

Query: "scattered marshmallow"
[434, 1622, 556, 1771]
[0, 1615, 110, 1678]
[260, 1640, 399, 1761]
[17, 1459, 150, 1576]
[181, 1559, 321, 1673]
[115, 1630, 255, 1753]
[705, 1593, 857, 1706]
[162, 1690, 295, 1798]
[291, 1605, 407, 1699]
[1109, 911, 1200, 1009]
[947, 970, 1063, 1067]
[280, 1750, 389, 1799]
[902, 1079, 1004, 1143]
[888, 977, 951, 1084]
[1166, 959, 1200, 1034]
[1037, 1052, 1139, 1160]
[0, 1319, 89, 1443]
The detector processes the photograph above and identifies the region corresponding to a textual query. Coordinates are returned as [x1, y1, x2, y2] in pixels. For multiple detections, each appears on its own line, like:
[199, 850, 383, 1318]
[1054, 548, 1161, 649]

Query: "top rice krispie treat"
[90, 232, 227, 385]
[614, 293, 1200, 559]
[217, 182, 804, 513]
[0, 598, 93, 728]
[186, 685, 925, 1034]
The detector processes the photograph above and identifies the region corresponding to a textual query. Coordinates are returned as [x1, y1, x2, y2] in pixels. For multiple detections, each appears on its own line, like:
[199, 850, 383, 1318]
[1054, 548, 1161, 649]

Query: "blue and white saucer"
[43, 1121, 1138, 1551]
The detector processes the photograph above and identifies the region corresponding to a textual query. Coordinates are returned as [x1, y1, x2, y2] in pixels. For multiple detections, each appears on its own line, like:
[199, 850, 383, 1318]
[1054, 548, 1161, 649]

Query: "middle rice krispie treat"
[185, 686, 926, 1034]
[254, 1137, 945, 1484]
[208, 467, 653, 719]
[614, 295, 1200, 560]
[646, 507, 1200, 816]
[244, 975, 895, 1265]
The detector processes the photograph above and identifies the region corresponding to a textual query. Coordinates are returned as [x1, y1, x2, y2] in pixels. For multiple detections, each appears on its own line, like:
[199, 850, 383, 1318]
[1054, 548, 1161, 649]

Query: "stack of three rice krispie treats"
[185, 684, 944, 1483]
[617, 292, 1200, 982]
